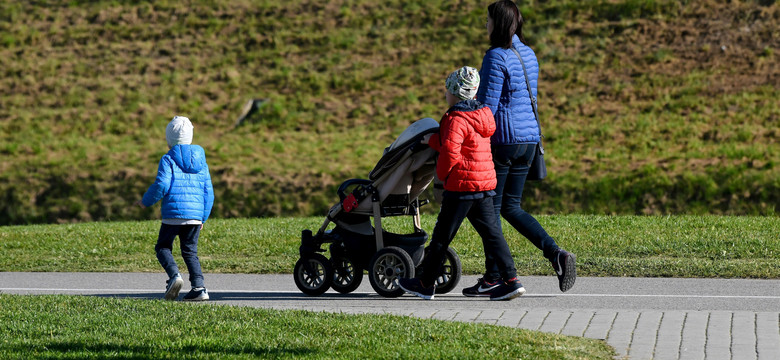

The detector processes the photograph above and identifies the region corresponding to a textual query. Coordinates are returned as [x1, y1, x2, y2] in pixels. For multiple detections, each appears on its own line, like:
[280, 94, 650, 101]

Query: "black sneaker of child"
[164, 274, 183, 300]
[398, 278, 435, 300]
[489, 277, 526, 301]
[183, 287, 209, 301]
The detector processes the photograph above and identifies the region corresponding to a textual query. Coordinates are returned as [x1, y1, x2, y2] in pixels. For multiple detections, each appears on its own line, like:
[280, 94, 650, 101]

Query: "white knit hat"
[166, 116, 194, 147]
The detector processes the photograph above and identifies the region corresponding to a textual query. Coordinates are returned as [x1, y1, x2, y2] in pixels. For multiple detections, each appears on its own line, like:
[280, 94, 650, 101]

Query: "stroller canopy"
[369, 118, 439, 181]
[344, 118, 439, 214]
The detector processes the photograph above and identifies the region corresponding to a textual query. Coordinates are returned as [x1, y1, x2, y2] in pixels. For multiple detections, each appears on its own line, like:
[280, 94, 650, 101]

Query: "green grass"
[0, 295, 615, 359]
[1, 0, 779, 224]
[2, 215, 779, 278]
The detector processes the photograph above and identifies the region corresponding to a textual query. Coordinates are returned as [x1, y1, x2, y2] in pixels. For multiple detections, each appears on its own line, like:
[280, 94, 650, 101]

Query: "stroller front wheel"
[331, 256, 363, 294]
[294, 253, 333, 296]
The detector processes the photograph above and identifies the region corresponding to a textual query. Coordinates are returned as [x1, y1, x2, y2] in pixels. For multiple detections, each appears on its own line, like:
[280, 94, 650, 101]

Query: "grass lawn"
[1, 215, 778, 278]
[0, 295, 615, 359]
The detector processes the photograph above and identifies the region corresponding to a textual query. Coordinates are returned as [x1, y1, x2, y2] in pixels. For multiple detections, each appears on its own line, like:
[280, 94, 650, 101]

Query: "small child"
[136, 116, 215, 301]
[398, 66, 524, 300]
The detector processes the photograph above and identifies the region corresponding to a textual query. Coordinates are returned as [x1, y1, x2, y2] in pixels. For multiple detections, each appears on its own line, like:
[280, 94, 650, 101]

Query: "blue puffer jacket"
[476, 34, 541, 145]
[142, 144, 214, 222]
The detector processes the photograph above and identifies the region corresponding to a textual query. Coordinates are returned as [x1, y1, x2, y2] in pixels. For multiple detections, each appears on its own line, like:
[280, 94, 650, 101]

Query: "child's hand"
[134, 200, 146, 209]
[421, 134, 433, 145]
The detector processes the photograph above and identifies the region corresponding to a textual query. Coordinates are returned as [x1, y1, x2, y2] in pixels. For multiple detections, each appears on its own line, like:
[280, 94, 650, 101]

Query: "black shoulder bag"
[511, 47, 547, 181]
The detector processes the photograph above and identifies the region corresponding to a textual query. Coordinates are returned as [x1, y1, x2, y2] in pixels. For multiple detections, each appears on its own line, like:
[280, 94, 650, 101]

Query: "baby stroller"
[294, 118, 462, 297]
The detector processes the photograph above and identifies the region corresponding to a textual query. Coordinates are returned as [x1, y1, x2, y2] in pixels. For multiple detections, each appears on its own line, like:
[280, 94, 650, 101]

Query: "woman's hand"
[134, 200, 146, 209]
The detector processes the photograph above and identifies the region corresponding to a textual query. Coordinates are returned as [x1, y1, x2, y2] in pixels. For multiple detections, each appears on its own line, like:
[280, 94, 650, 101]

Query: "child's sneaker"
[164, 273, 183, 300]
[183, 287, 209, 301]
[551, 249, 577, 292]
[489, 277, 526, 301]
[462, 277, 501, 297]
[398, 278, 435, 300]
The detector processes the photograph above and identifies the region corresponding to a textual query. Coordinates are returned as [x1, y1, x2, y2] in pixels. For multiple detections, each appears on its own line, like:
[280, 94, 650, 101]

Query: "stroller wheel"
[368, 246, 415, 298]
[331, 256, 363, 294]
[293, 254, 333, 296]
[429, 247, 462, 294]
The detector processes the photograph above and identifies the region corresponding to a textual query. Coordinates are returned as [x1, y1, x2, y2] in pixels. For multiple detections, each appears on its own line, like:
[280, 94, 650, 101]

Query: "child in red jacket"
[398, 66, 524, 301]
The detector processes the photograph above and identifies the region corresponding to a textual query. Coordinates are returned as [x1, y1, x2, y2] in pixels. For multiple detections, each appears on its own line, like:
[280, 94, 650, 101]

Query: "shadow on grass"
[91, 291, 380, 301]
[4, 341, 314, 359]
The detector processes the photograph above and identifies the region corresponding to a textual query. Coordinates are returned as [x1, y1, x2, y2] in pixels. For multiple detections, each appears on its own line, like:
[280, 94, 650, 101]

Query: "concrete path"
[2, 272, 780, 360]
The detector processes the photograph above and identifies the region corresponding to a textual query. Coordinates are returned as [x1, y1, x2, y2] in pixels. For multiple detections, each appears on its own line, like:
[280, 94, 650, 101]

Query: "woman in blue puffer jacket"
[136, 116, 214, 302]
[462, 0, 577, 297]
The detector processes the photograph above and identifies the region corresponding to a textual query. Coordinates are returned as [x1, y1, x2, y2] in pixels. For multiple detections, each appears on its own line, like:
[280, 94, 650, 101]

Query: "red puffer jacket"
[428, 100, 496, 192]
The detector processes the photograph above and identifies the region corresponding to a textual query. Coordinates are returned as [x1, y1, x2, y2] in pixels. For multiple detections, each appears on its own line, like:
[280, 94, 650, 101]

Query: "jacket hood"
[447, 100, 495, 138]
[168, 144, 205, 174]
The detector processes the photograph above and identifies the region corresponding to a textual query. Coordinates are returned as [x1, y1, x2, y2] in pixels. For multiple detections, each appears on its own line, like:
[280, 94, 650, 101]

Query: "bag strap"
[510, 47, 542, 138]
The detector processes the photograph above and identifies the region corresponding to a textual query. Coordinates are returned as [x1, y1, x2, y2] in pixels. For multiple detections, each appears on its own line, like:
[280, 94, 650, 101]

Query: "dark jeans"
[483, 143, 560, 282]
[155, 223, 204, 288]
[420, 194, 517, 286]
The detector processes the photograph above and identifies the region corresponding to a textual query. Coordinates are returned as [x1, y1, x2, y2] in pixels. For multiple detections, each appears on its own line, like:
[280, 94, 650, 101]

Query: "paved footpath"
[2, 272, 780, 360]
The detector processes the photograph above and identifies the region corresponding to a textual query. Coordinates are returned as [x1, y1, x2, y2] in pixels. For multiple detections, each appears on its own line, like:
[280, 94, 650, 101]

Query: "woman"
[462, 0, 576, 297]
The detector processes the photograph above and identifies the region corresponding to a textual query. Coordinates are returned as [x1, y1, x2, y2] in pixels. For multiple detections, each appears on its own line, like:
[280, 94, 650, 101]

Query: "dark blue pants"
[420, 194, 517, 286]
[484, 143, 560, 282]
[155, 223, 204, 288]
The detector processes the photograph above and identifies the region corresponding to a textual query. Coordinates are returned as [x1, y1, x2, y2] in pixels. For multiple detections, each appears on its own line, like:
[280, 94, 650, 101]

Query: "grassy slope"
[2, 215, 779, 278]
[1, 0, 779, 225]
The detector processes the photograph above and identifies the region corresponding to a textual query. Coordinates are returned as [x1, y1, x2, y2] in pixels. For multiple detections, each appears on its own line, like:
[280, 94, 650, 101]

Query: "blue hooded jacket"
[476, 34, 541, 145]
[142, 144, 214, 222]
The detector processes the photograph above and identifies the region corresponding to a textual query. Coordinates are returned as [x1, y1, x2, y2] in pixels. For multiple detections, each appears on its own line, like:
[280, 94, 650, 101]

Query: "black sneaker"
[490, 278, 526, 301]
[398, 278, 435, 300]
[183, 287, 209, 301]
[164, 273, 183, 300]
[462, 277, 502, 297]
[551, 249, 576, 292]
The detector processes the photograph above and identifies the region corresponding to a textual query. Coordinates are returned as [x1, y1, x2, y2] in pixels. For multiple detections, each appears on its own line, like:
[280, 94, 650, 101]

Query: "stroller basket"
[380, 194, 412, 216]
